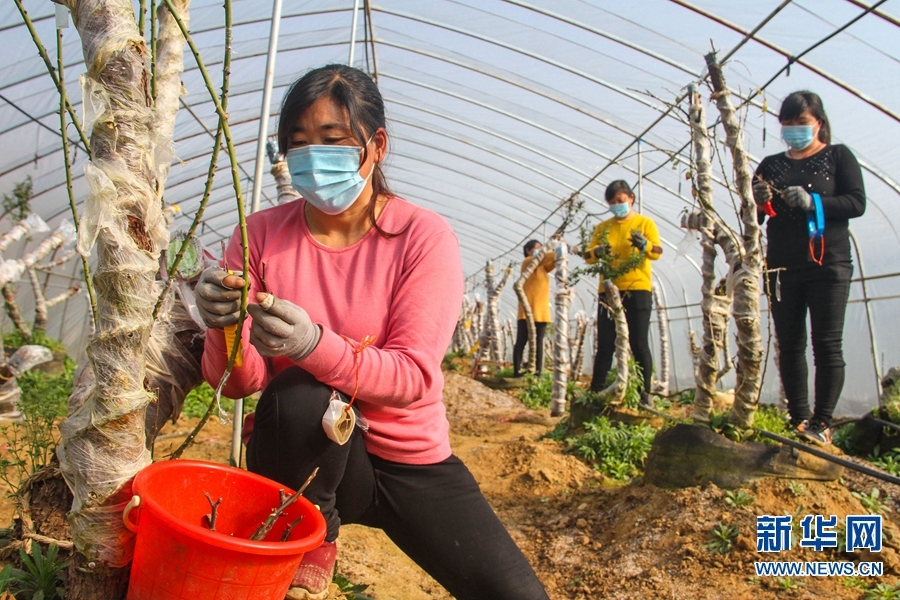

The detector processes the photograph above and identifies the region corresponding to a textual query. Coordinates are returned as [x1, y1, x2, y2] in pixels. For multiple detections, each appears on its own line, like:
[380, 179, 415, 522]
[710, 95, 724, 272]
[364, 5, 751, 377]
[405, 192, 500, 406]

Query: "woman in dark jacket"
[753, 90, 865, 445]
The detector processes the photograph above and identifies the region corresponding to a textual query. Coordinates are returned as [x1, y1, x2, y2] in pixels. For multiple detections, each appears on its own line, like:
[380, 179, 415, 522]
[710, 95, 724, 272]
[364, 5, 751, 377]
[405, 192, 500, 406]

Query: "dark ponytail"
[278, 64, 400, 237]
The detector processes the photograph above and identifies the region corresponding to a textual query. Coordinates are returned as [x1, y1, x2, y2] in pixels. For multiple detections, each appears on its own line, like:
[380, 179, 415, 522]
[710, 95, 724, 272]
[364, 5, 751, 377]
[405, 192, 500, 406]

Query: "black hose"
[754, 429, 900, 487]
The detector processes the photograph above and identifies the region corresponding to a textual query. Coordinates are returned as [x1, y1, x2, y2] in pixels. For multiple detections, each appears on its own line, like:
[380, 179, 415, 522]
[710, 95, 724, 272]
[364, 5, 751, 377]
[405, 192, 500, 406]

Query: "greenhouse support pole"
[249, 0, 284, 215]
[348, 0, 361, 66]
[637, 138, 643, 214]
[848, 229, 882, 400]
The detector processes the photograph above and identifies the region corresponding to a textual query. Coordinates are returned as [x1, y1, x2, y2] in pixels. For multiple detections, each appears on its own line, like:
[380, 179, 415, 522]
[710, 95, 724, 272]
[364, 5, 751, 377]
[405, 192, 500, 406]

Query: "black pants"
[512, 320, 548, 375]
[590, 290, 653, 394]
[247, 367, 549, 600]
[768, 265, 852, 426]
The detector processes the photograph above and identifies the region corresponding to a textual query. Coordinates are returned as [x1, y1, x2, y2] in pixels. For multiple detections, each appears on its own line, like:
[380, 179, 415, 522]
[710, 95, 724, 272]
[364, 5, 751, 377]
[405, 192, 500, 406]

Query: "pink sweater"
[201, 197, 463, 464]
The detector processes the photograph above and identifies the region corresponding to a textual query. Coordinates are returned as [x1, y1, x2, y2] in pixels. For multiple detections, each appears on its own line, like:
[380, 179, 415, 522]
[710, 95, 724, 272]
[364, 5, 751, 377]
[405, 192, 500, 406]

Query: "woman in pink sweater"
[198, 65, 548, 600]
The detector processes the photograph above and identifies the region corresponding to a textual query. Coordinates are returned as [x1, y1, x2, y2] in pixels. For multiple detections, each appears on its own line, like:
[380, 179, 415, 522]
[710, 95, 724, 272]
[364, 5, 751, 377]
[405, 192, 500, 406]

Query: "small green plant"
[852, 487, 891, 515]
[832, 423, 860, 455]
[723, 489, 755, 508]
[674, 388, 695, 406]
[775, 576, 803, 590]
[332, 573, 374, 599]
[2, 331, 66, 354]
[842, 575, 868, 591]
[562, 416, 656, 480]
[603, 359, 644, 410]
[0, 356, 75, 495]
[870, 447, 900, 477]
[519, 372, 553, 409]
[705, 410, 745, 442]
[786, 480, 807, 497]
[9, 543, 68, 600]
[706, 523, 738, 555]
[864, 581, 900, 600]
[569, 225, 647, 286]
[748, 405, 795, 445]
[0, 564, 14, 596]
[181, 382, 257, 419]
[493, 366, 515, 378]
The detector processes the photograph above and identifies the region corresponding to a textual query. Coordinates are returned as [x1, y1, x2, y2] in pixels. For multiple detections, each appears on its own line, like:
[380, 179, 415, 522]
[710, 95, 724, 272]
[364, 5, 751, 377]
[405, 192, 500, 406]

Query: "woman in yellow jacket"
[512, 240, 556, 377]
[583, 180, 662, 407]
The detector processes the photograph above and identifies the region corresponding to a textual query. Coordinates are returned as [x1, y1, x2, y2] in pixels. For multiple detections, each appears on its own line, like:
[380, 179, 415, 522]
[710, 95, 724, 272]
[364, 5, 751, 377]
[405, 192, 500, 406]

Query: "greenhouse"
[1, 0, 900, 598]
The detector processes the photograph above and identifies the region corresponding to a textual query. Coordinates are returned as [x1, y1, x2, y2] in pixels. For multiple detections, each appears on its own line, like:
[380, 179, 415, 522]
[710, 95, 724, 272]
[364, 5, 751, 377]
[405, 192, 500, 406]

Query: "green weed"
[706, 523, 738, 555]
[332, 573, 374, 599]
[775, 576, 803, 590]
[0, 355, 74, 495]
[2, 331, 66, 354]
[870, 447, 900, 477]
[786, 480, 807, 497]
[519, 372, 553, 409]
[181, 382, 257, 419]
[864, 582, 900, 600]
[852, 488, 891, 515]
[723, 489, 755, 508]
[562, 416, 656, 481]
[832, 423, 860, 455]
[748, 405, 795, 445]
[9, 543, 67, 600]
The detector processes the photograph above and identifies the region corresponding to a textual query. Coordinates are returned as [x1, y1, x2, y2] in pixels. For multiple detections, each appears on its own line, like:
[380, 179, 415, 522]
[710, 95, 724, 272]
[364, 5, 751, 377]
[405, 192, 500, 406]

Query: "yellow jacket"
[517, 252, 556, 322]
[584, 213, 661, 292]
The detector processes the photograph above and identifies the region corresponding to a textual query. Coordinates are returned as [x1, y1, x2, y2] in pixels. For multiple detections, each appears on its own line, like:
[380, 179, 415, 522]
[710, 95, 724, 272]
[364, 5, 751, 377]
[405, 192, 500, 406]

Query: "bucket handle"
[123, 495, 141, 533]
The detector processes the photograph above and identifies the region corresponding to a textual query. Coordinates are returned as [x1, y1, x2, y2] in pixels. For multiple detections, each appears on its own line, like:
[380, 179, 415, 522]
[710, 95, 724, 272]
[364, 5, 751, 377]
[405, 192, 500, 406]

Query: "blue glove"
[630, 231, 648, 252]
[247, 293, 322, 362]
[783, 186, 813, 211]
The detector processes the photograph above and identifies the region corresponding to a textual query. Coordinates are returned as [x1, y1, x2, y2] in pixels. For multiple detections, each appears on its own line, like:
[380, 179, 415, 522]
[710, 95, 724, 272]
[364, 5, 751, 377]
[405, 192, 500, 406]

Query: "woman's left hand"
[783, 186, 813, 211]
[247, 294, 322, 362]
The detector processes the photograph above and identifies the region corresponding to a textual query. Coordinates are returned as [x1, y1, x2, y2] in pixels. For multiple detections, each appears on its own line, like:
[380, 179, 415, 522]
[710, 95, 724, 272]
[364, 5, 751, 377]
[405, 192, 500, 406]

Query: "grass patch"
[550, 415, 656, 481]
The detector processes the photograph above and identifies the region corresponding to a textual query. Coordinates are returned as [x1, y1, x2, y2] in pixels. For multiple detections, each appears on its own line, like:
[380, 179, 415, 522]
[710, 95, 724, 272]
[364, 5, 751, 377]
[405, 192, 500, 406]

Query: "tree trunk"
[2, 284, 31, 339]
[271, 160, 300, 204]
[688, 89, 720, 422]
[570, 311, 588, 381]
[56, 0, 188, 597]
[513, 241, 555, 372]
[0, 215, 48, 254]
[477, 262, 512, 362]
[550, 242, 570, 416]
[600, 281, 629, 404]
[652, 290, 670, 396]
[0, 222, 75, 288]
[706, 53, 764, 428]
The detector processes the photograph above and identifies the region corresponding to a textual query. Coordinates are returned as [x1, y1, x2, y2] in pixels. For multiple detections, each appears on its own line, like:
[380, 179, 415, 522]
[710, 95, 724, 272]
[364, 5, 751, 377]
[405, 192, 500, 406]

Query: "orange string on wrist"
[341, 334, 376, 409]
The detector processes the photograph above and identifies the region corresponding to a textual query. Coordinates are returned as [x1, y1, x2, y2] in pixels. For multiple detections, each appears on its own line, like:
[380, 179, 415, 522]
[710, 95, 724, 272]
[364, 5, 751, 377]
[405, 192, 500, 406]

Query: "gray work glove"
[247, 293, 322, 362]
[582, 245, 608, 261]
[630, 231, 648, 252]
[196, 266, 243, 329]
[783, 186, 813, 211]
[752, 180, 773, 206]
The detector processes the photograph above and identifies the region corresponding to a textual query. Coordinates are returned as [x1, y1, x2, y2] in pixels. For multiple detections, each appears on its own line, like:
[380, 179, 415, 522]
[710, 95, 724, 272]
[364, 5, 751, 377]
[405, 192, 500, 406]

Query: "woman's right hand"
[752, 180, 773, 206]
[196, 266, 245, 329]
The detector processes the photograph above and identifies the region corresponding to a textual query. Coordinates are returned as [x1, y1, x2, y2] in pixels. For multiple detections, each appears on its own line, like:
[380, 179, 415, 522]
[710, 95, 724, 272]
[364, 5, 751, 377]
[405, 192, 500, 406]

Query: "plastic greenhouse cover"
[1, 0, 900, 416]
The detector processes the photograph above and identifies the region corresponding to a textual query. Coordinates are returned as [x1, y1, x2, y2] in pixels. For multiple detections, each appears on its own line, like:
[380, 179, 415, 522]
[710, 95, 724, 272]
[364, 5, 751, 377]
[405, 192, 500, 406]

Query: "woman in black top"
[753, 90, 865, 444]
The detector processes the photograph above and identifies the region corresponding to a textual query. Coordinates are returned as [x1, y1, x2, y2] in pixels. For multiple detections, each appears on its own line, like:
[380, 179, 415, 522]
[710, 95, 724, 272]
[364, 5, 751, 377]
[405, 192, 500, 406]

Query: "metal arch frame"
[668, 0, 900, 124]
[381, 70, 757, 213]
[370, 6, 674, 116]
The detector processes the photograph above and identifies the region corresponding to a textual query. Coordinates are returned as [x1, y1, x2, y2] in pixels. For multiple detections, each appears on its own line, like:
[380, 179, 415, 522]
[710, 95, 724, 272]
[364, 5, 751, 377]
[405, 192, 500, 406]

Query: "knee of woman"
[255, 366, 333, 424]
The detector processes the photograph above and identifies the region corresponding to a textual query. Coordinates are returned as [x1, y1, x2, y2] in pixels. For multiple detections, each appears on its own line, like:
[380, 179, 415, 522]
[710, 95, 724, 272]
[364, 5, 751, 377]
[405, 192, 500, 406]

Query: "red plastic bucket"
[125, 460, 326, 600]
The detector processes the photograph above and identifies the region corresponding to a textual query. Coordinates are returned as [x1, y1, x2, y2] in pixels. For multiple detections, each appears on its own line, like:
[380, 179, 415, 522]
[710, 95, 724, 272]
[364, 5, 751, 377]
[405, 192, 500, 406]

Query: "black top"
[755, 144, 865, 270]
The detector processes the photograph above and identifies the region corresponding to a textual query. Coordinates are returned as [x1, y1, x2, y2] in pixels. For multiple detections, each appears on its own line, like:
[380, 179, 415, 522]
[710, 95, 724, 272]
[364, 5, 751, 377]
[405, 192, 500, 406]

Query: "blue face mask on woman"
[286, 143, 374, 215]
[609, 203, 630, 218]
[781, 125, 816, 151]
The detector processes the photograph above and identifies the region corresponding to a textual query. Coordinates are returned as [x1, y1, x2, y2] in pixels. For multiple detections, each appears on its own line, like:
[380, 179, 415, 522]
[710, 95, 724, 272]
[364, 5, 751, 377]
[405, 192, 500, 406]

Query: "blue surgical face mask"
[781, 125, 816, 151]
[609, 203, 630, 219]
[286, 141, 374, 215]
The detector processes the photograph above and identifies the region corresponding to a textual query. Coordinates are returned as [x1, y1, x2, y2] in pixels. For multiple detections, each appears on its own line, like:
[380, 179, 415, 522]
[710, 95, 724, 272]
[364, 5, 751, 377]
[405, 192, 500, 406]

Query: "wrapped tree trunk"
[0, 215, 49, 254]
[55, 0, 188, 596]
[713, 277, 735, 381]
[600, 281, 630, 404]
[3, 283, 31, 338]
[513, 240, 556, 372]
[570, 311, 588, 381]
[688, 88, 721, 422]
[271, 160, 301, 204]
[550, 242, 570, 416]
[652, 290, 670, 395]
[477, 261, 512, 362]
[0, 221, 76, 287]
[706, 53, 764, 428]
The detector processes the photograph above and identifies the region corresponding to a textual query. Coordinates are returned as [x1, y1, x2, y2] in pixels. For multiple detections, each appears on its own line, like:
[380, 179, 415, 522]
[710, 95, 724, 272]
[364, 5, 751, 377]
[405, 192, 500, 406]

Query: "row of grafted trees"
[459, 53, 766, 431]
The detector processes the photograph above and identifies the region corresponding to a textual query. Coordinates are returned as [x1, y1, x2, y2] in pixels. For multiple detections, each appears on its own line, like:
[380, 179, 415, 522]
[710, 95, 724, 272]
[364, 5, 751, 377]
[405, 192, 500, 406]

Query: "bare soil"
[3, 372, 900, 599]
